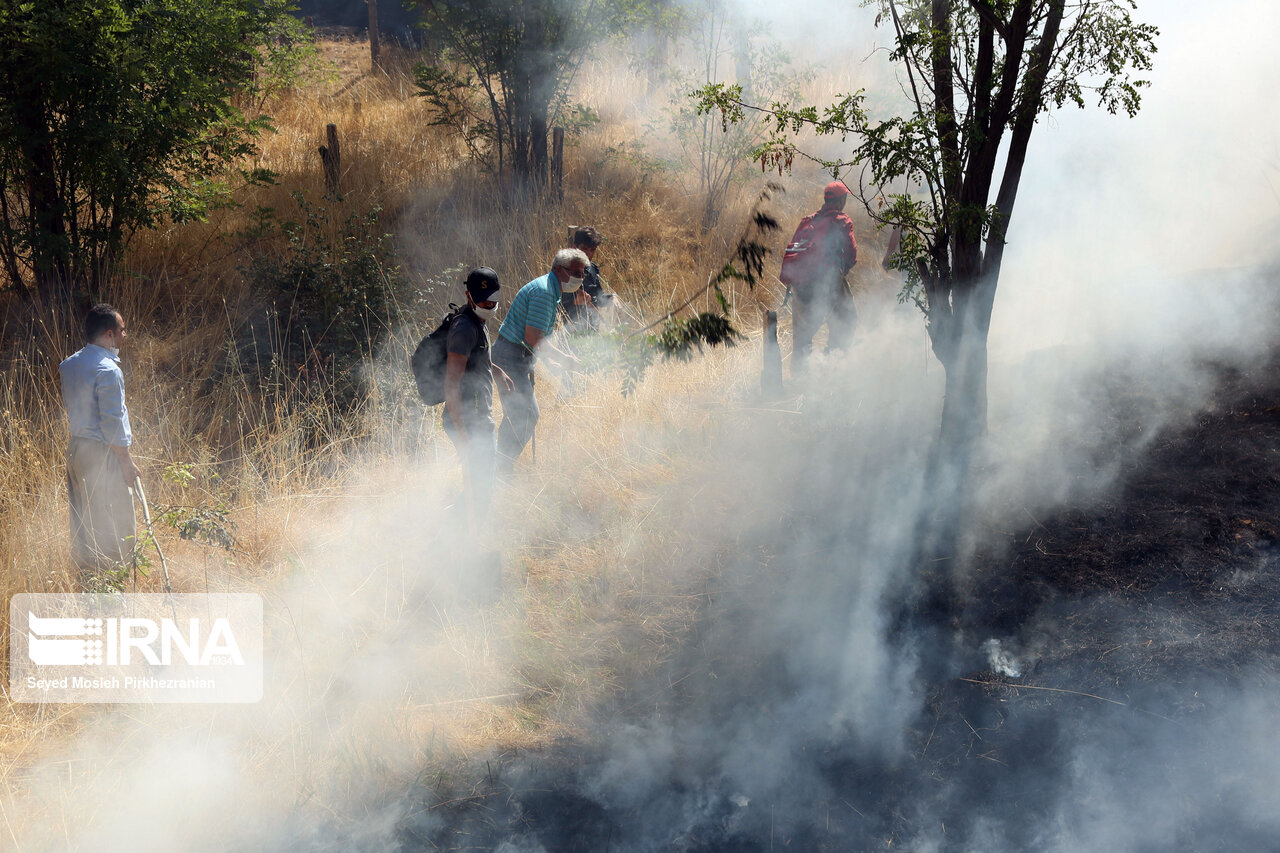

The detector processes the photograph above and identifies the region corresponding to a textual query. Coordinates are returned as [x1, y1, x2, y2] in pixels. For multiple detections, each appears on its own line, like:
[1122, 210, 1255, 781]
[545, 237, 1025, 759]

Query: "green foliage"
[410, 0, 610, 186]
[83, 539, 146, 594]
[161, 463, 197, 490]
[607, 0, 689, 35]
[88, 460, 238, 592]
[653, 304, 739, 359]
[617, 182, 781, 392]
[79, 456, 239, 592]
[652, 3, 811, 229]
[560, 105, 602, 138]
[0, 0, 307, 300]
[412, 63, 495, 167]
[251, 3, 333, 108]
[694, 1, 1157, 365]
[565, 327, 656, 397]
[242, 193, 406, 406]
[598, 139, 673, 186]
[566, 306, 739, 397]
[156, 461, 238, 563]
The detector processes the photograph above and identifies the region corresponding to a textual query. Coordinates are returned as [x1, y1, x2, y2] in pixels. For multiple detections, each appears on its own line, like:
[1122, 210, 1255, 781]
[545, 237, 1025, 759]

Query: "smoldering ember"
[2, 1, 1280, 852]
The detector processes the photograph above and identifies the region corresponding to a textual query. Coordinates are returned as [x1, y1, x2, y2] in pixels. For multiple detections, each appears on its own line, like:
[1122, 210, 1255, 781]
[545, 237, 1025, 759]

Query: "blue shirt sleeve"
[94, 365, 132, 447]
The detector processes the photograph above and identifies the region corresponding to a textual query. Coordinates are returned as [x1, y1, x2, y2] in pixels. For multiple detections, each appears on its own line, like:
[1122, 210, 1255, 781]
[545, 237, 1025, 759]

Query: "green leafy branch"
[153, 463, 239, 553]
[609, 181, 783, 393]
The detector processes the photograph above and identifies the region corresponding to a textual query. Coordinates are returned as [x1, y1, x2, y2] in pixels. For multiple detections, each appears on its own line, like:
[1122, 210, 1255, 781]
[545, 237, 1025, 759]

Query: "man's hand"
[111, 444, 140, 488]
[556, 354, 581, 375]
[494, 364, 515, 393]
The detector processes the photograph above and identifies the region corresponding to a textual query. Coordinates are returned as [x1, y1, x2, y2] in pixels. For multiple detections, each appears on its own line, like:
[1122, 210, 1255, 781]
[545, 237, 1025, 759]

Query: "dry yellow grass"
[0, 36, 898, 844]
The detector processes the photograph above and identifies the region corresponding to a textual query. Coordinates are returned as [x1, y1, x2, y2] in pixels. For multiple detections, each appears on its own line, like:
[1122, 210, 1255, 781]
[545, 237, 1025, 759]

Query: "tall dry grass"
[0, 36, 898, 833]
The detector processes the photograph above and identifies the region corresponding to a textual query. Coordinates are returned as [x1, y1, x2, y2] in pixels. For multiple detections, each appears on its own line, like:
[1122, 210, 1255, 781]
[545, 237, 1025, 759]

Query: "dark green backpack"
[410, 306, 460, 405]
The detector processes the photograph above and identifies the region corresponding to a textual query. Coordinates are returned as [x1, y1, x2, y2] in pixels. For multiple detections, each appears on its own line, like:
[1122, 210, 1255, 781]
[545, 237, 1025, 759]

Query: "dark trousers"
[792, 282, 857, 373]
[492, 337, 538, 473]
[442, 415, 496, 524]
[67, 437, 136, 589]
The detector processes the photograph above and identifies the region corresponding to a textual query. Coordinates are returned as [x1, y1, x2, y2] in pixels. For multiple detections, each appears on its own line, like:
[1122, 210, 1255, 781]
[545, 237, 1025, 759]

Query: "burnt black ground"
[968, 357, 1280, 676]
[380, 352, 1280, 853]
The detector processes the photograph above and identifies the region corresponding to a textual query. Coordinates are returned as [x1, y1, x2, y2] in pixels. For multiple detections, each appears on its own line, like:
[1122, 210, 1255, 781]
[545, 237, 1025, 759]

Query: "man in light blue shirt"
[59, 304, 139, 588]
[492, 248, 587, 473]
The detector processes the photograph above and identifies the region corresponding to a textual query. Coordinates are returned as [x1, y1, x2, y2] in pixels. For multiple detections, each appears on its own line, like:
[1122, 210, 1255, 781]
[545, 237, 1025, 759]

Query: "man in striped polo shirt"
[492, 248, 588, 473]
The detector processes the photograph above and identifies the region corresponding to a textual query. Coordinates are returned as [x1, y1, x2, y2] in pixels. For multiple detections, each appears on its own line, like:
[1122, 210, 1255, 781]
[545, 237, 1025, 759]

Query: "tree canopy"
[412, 0, 601, 188]
[699, 0, 1157, 464]
[0, 0, 305, 302]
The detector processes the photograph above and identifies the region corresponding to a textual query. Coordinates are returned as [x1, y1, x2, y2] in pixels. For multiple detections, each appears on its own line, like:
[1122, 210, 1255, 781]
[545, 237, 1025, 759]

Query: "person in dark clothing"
[443, 267, 513, 525]
[781, 181, 858, 373]
[561, 226, 613, 332]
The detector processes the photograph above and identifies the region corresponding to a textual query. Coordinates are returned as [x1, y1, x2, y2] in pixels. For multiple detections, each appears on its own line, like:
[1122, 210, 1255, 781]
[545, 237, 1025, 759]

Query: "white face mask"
[472, 305, 494, 321]
[106, 346, 120, 357]
[562, 276, 584, 293]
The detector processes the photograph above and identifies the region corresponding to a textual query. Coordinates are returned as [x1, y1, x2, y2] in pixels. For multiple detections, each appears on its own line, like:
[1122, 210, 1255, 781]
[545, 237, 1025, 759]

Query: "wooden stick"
[960, 677, 1178, 723]
[319, 123, 341, 197]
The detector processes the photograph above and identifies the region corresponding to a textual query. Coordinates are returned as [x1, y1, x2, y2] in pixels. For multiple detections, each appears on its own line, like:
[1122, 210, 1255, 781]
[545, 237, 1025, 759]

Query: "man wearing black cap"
[443, 267, 513, 524]
[780, 180, 859, 373]
[562, 225, 613, 332]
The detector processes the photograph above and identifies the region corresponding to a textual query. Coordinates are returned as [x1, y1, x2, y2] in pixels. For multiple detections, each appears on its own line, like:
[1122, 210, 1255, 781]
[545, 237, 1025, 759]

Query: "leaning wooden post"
[367, 0, 381, 71]
[319, 124, 341, 198]
[761, 309, 783, 398]
[551, 126, 565, 202]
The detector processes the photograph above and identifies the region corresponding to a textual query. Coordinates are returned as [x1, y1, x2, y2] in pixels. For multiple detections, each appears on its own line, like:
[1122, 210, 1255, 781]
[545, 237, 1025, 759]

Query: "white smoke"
[9, 1, 1280, 850]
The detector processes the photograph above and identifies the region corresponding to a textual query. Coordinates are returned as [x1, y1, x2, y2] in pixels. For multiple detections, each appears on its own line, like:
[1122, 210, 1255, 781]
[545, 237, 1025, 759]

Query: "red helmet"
[824, 180, 852, 201]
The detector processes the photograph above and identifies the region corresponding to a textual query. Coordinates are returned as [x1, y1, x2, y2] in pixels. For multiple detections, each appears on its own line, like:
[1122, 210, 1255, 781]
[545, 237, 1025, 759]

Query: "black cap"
[465, 267, 501, 302]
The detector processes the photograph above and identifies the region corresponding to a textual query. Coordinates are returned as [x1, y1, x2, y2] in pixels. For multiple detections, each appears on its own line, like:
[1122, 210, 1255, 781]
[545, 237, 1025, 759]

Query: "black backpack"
[410, 306, 461, 405]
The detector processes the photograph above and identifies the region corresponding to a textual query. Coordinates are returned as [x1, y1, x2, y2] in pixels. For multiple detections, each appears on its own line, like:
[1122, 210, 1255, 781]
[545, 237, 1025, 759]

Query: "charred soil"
[392, 352, 1280, 852]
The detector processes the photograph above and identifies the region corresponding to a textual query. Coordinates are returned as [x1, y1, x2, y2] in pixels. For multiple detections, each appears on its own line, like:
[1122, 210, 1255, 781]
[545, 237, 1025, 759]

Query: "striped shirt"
[497, 271, 561, 351]
[59, 344, 132, 446]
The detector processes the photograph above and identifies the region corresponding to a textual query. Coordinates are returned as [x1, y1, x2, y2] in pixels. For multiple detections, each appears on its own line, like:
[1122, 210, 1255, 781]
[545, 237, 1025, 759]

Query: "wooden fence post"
[319, 124, 341, 198]
[367, 0, 381, 71]
[762, 309, 783, 398]
[551, 126, 565, 202]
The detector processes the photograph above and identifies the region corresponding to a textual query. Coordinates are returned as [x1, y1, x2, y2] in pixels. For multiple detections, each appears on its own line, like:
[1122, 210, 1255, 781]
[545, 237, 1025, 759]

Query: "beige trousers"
[67, 437, 136, 588]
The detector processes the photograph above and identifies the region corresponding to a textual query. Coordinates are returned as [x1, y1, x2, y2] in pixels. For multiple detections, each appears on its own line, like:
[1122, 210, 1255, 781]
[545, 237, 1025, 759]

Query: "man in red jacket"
[780, 181, 858, 373]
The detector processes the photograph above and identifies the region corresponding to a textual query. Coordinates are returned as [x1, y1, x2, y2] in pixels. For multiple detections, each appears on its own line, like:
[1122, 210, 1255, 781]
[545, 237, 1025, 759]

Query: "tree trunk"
[935, 276, 995, 471]
[937, 319, 988, 473]
[26, 137, 71, 303]
[0, 177, 28, 294]
[529, 112, 548, 184]
[550, 126, 564, 201]
[367, 0, 381, 71]
[920, 275, 994, 586]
